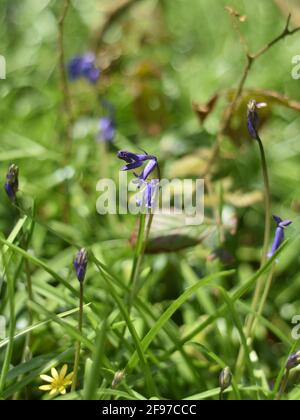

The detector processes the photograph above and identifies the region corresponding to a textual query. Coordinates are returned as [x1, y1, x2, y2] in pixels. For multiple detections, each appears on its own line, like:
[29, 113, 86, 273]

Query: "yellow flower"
[39, 364, 74, 396]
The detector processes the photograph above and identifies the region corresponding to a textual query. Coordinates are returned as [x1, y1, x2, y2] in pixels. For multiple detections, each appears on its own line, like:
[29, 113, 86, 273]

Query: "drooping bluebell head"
[97, 117, 116, 142]
[4, 164, 19, 202]
[247, 99, 267, 139]
[74, 248, 88, 283]
[136, 179, 159, 209]
[268, 215, 292, 258]
[136, 159, 158, 181]
[68, 53, 101, 84]
[286, 351, 300, 370]
[117, 150, 158, 180]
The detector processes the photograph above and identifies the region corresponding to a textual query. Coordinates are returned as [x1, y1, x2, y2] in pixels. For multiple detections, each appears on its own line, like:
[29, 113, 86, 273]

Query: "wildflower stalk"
[129, 212, 154, 306]
[0, 252, 16, 396]
[19, 202, 35, 363]
[58, 0, 73, 223]
[275, 369, 290, 400]
[71, 279, 84, 392]
[256, 135, 271, 265]
[130, 212, 146, 286]
[244, 133, 271, 334]
[71, 249, 87, 392]
[236, 124, 271, 379]
[58, 0, 73, 164]
[275, 351, 300, 399]
[250, 264, 276, 336]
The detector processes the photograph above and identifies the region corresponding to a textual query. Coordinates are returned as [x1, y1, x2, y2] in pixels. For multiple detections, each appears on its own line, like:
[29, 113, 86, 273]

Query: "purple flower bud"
[96, 117, 115, 142]
[68, 53, 101, 84]
[247, 99, 267, 139]
[286, 351, 300, 370]
[268, 215, 292, 257]
[117, 150, 158, 180]
[4, 164, 19, 202]
[74, 248, 88, 283]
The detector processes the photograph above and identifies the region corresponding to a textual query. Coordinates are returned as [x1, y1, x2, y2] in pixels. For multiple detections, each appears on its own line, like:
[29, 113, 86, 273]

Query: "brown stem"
[58, 0, 73, 164]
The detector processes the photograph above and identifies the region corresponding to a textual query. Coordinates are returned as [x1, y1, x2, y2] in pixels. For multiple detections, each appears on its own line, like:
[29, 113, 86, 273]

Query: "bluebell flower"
[247, 99, 267, 139]
[136, 159, 158, 181]
[136, 179, 159, 209]
[117, 150, 158, 180]
[74, 248, 88, 283]
[68, 53, 100, 84]
[97, 116, 116, 142]
[268, 215, 292, 257]
[4, 164, 19, 202]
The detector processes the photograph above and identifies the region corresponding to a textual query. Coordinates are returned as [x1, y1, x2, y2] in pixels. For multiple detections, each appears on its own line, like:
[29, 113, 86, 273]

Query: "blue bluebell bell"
[136, 179, 159, 209]
[74, 248, 88, 283]
[117, 151, 158, 180]
[247, 99, 267, 139]
[268, 215, 292, 257]
[136, 159, 158, 181]
[4, 164, 19, 202]
[97, 116, 116, 142]
[68, 53, 100, 84]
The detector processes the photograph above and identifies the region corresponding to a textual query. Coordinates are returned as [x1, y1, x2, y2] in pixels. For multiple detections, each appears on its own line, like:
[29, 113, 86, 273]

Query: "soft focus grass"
[0, 0, 300, 400]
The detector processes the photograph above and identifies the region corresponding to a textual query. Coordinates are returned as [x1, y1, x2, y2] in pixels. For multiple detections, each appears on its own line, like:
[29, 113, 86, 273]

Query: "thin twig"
[93, 0, 141, 54]
[58, 0, 73, 164]
[202, 13, 300, 176]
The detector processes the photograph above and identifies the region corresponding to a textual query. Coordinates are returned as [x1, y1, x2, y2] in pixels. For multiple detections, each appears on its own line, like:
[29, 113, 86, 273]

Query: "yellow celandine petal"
[40, 375, 54, 383]
[51, 367, 59, 380]
[65, 372, 74, 382]
[39, 385, 52, 391]
[49, 388, 58, 396]
[59, 364, 68, 380]
[39, 365, 73, 396]
[63, 380, 72, 387]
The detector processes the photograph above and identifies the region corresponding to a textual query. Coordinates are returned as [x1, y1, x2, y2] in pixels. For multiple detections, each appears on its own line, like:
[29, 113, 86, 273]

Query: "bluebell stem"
[72, 248, 87, 392]
[4, 164, 19, 202]
[73, 248, 88, 283]
[286, 351, 300, 371]
[268, 215, 292, 257]
[68, 53, 100, 84]
[97, 116, 116, 142]
[247, 99, 267, 139]
[276, 350, 300, 400]
[117, 150, 158, 180]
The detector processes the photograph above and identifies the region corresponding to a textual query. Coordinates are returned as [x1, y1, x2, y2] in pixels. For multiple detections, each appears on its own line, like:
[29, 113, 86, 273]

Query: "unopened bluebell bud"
[247, 99, 267, 139]
[4, 164, 19, 202]
[73, 248, 88, 283]
[286, 351, 300, 371]
[219, 367, 232, 392]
